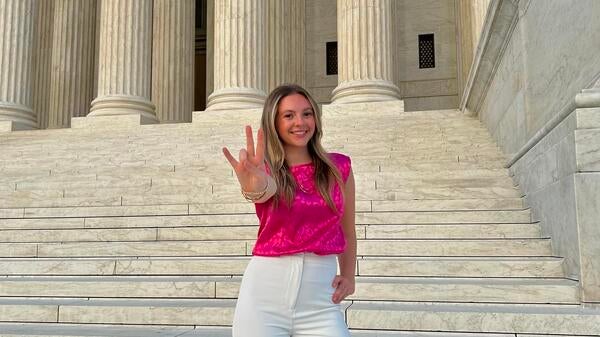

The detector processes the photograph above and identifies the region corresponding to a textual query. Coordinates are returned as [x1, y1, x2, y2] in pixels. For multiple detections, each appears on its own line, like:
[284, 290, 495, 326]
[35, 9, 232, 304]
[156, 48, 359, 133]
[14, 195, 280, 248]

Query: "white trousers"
[232, 253, 351, 337]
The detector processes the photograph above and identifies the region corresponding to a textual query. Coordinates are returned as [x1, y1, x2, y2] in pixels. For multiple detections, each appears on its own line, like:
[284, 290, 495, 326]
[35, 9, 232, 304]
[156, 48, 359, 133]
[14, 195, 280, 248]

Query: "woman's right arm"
[222, 125, 277, 203]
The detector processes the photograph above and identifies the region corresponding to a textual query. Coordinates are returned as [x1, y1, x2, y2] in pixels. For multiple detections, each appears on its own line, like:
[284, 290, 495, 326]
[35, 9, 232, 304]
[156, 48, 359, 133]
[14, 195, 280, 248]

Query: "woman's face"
[275, 93, 316, 150]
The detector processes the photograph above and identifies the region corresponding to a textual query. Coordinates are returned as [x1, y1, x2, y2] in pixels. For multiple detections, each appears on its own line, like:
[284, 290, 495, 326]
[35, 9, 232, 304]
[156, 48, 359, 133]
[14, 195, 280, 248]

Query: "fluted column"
[332, 0, 400, 104]
[267, 0, 305, 92]
[0, 0, 37, 130]
[289, 0, 305, 87]
[32, 0, 54, 129]
[89, 0, 157, 124]
[48, 0, 96, 129]
[152, 0, 195, 123]
[207, 0, 267, 111]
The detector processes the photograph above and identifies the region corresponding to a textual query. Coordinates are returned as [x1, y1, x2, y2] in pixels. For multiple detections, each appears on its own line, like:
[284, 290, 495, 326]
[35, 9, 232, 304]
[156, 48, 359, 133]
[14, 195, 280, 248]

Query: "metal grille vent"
[326, 42, 338, 75]
[418, 34, 435, 69]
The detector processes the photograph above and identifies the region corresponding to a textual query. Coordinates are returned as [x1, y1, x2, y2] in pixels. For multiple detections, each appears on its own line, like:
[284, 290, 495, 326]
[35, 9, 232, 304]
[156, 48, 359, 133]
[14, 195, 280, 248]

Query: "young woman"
[223, 84, 356, 337]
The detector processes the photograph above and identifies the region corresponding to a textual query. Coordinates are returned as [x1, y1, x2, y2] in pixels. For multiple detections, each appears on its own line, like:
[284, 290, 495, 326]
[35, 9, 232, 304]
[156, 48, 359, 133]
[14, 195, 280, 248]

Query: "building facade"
[0, 0, 491, 131]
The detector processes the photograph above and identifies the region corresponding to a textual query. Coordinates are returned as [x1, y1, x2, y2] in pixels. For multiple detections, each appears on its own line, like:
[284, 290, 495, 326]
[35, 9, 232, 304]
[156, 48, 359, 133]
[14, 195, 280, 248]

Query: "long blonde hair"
[261, 84, 343, 211]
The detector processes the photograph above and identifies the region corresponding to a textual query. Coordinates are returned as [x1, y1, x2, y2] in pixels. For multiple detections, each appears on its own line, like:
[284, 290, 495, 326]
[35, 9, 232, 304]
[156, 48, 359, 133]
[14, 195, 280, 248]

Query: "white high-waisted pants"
[232, 253, 351, 337]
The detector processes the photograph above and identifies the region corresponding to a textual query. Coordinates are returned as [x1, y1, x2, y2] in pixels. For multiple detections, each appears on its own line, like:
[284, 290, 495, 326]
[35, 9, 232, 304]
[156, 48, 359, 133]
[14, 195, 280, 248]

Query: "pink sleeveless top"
[252, 153, 352, 256]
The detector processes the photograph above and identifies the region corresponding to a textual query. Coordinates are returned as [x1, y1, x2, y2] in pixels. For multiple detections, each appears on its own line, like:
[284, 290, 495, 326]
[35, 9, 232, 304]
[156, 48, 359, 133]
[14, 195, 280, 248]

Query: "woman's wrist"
[241, 178, 269, 202]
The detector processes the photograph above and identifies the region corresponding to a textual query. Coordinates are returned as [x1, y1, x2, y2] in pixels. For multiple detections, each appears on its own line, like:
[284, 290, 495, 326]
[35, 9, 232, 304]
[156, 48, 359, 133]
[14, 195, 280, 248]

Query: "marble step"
[0, 198, 525, 219]
[354, 239, 552, 257]
[0, 183, 522, 206]
[13, 177, 152, 191]
[0, 152, 505, 164]
[0, 210, 533, 231]
[355, 210, 531, 224]
[0, 165, 176, 180]
[3, 298, 599, 335]
[0, 223, 541, 243]
[6, 323, 580, 337]
[0, 323, 229, 337]
[119, 187, 520, 205]
[346, 301, 600, 335]
[0, 298, 239, 326]
[0, 139, 503, 156]
[364, 223, 541, 239]
[1, 154, 507, 170]
[370, 198, 524, 211]
[0, 144, 505, 160]
[2, 168, 513, 187]
[0, 195, 123, 208]
[12, 134, 490, 145]
[0, 256, 565, 277]
[0, 160, 509, 181]
[0, 276, 579, 304]
[0, 204, 193, 219]
[0, 142, 504, 156]
[4, 136, 502, 149]
[33, 182, 521, 199]
[0, 238, 551, 258]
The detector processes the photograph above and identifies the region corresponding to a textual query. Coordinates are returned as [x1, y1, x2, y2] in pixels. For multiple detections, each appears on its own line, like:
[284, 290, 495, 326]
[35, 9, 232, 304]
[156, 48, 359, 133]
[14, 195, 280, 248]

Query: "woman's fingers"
[222, 147, 239, 168]
[331, 275, 354, 304]
[245, 125, 255, 159]
[224, 126, 264, 181]
[255, 128, 265, 163]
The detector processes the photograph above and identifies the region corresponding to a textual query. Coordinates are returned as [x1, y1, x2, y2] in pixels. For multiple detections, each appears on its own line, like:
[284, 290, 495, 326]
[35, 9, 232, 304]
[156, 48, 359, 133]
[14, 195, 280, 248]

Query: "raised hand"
[222, 125, 268, 193]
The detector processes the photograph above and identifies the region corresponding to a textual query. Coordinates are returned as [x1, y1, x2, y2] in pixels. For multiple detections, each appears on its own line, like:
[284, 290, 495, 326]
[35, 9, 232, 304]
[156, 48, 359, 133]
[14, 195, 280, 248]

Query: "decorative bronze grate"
[326, 41, 338, 75]
[418, 34, 435, 69]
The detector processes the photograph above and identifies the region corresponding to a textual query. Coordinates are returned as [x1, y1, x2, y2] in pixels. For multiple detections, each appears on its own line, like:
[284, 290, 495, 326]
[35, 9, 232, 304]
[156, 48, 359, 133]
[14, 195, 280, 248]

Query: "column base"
[71, 114, 146, 129]
[331, 80, 401, 104]
[89, 95, 158, 124]
[206, 87, 266, 111]
[0, 102, 38, 131]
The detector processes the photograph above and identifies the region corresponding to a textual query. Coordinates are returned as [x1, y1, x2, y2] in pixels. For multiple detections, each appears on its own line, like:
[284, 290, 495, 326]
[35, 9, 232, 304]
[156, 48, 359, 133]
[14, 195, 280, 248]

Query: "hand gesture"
[222, 125, 268, 192]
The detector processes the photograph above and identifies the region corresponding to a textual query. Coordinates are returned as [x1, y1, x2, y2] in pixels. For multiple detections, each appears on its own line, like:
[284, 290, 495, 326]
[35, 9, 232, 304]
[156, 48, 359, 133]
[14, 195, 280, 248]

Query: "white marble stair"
[0, 223, 542, 241]
[2, 324, 568, 337]
[0, 276, 579, 304]
[2, 298, 599, 336]
[346, 301, 600, 335]
[0, 256, 565, 277]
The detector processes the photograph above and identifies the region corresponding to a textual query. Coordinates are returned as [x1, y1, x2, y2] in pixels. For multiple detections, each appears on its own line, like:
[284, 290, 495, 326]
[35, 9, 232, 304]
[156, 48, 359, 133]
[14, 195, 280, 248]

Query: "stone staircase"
[0, 103, 598, 336]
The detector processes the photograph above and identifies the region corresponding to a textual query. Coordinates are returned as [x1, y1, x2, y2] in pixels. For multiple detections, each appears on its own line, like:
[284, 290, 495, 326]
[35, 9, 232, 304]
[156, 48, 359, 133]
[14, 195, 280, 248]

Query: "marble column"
[267, 0, 305, 92]
[207, 0, 267, 111]
[152, 0, 195, 123]
[32, 0, 54, 130]
[48, 0, 96, 129]
[89, 0, 157, 124]
[332, 0, 400, 104]
[0, 0, 37, 130]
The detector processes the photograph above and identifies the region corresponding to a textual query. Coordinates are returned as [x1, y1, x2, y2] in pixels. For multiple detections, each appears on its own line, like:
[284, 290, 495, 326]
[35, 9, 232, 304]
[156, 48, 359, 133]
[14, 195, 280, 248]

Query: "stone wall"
[467, 0, 600, 302]
[305, 0, 458, 110]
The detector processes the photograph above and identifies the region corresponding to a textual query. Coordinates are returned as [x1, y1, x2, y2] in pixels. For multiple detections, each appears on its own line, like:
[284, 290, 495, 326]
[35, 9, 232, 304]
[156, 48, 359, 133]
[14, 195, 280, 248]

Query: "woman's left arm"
[332, 168, 356, 304]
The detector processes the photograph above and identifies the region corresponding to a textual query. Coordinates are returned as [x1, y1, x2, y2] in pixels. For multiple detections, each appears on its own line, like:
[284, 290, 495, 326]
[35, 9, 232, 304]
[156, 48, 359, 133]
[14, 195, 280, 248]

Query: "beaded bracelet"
[241, 178, 269, 202]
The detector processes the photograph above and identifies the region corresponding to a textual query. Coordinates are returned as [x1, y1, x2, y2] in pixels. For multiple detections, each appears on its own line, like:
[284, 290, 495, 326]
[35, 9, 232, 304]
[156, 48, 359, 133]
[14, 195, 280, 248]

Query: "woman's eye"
[304, 111, 313, 117]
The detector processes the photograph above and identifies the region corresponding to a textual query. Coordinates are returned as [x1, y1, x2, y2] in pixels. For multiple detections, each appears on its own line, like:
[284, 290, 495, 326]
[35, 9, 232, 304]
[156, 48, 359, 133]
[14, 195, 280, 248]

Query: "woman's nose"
[293, 115, 304, 125]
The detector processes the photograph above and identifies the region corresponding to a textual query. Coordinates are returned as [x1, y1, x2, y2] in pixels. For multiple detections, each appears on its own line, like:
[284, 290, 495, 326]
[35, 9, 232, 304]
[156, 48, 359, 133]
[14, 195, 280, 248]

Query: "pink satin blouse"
[252, 153, 352, 256]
